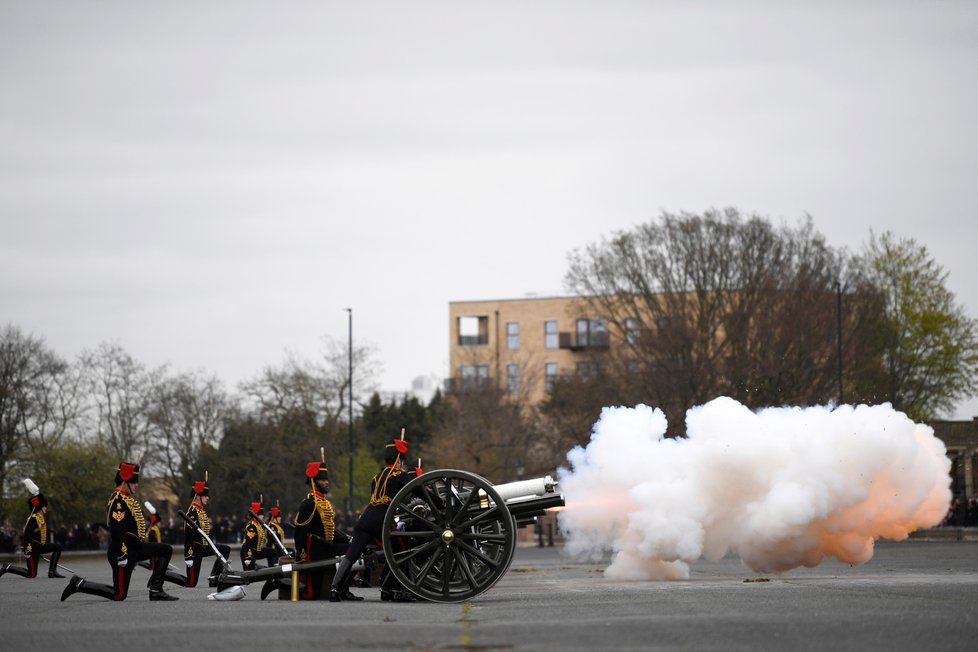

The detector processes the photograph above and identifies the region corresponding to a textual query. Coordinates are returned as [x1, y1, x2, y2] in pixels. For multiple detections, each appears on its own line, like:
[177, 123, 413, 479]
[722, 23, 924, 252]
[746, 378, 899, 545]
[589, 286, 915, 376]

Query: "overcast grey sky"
[2, 1, 977, 418]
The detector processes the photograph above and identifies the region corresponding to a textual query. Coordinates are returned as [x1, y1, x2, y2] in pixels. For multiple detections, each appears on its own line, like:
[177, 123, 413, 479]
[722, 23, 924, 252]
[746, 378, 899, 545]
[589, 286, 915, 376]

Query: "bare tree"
[430, 356, 547, 483]
[79, 341, 165, 468]
[0, 325, 82, 520]
[149, 370, 230, 504]
[563, 209, 865, 429]
[238, 336, 379, 430]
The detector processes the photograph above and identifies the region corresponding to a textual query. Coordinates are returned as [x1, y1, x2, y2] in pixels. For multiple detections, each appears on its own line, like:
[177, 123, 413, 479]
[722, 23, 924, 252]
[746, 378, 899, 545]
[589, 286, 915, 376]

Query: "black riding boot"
[329, 558, 363, 602]
[48, 550, 65, 578]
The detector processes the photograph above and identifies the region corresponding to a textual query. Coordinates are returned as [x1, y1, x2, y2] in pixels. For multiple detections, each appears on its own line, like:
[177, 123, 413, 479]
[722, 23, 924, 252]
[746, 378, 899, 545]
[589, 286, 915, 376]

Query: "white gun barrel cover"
[492, 476, 557, 502]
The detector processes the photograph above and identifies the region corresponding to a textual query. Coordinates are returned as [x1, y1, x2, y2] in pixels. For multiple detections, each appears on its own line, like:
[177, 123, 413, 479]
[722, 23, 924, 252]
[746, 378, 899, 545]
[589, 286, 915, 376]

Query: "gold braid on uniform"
[253, 519, 267, 550]
[316, 495, 335, 541]
[369, 466, 405, 507]
[107, 492, 147, 540]
[24, 512, 46, 547]
[294, 491, 336, 542]
[271, 522, 285, 545]
[193, 505, 212, 535]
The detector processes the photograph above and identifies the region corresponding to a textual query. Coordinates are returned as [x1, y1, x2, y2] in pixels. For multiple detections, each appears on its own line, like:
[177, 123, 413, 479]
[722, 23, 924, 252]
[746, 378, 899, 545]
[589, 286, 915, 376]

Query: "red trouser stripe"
[114, 565, 126, 601]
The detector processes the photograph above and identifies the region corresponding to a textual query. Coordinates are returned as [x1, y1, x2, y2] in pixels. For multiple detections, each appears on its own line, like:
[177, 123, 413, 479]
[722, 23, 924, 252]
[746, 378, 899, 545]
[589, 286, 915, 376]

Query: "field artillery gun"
[199, 470, 564, 602]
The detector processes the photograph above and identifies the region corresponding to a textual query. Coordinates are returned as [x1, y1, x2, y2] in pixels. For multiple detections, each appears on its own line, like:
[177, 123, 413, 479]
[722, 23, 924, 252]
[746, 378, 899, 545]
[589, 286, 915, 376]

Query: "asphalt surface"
[1, 540, 976, 651]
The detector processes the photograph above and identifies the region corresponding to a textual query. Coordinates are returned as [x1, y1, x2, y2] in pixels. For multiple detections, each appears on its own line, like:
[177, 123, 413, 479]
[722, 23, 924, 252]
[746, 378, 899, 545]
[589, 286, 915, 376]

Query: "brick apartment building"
[448, 295, 617, 405]
[448, 295, 978, 503]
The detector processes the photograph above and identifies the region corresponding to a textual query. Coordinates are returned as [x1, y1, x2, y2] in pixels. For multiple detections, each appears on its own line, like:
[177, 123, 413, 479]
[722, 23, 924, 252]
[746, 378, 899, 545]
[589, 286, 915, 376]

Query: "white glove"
[186, 559, 194, 567]
[117, 559, 128, 567]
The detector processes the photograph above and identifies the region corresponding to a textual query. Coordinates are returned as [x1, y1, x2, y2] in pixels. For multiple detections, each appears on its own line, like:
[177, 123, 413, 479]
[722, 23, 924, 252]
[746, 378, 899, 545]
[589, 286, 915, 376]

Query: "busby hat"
[305, 462, 329, 480]
[250, 500, 263, 515]
[384, 435, 408, 464]
[114, 462, 140, 485]
[23, 478, 47, 511]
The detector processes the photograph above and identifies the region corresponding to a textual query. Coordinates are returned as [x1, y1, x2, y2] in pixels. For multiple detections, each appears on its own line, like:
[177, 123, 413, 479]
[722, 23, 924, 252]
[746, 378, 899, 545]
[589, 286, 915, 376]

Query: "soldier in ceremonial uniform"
[60, 462, 179, 601]
[182, 478, 230, 587]
[0, 479, 64, 580]
[144, 501, 163, 573]
[330, 435, 419, 602]
[240, 500, 277, 571]
[266, 504, 288, 564]
[292, 460, 351, 600]
[145, 501, 163, 544]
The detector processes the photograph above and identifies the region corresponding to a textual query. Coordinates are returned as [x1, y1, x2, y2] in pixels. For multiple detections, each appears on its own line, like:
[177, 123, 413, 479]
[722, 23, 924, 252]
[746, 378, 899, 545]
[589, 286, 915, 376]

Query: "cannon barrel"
[477, 474, 564, 525]
[492, 475, 559, 502]
[210, 557, 343, 587]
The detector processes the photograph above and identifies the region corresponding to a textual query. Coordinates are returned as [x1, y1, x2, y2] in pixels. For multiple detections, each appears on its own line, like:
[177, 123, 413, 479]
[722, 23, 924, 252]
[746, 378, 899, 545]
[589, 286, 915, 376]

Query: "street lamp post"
[834, 281, 844, 405]
[345, 307, 354, 516]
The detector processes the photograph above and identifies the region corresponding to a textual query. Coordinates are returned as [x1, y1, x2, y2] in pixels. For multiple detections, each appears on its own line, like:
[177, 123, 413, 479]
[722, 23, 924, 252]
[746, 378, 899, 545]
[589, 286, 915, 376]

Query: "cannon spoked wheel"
[382, 469, 517, 603]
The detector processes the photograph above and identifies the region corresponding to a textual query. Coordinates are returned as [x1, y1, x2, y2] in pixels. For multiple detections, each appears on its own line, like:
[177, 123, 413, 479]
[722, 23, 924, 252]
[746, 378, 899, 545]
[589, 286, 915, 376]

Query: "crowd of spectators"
[941, 495, 978, 527]
[1, 520, 109, 553]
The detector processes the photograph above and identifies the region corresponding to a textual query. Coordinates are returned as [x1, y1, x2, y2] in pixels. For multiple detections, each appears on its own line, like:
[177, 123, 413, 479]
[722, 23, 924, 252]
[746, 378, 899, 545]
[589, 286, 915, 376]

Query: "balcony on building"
[558, 331, 610, 352]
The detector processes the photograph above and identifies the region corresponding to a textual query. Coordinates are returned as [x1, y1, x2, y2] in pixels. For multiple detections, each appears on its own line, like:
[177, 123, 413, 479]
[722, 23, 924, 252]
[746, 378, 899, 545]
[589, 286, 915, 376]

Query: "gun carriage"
[193, 470, 563, 603]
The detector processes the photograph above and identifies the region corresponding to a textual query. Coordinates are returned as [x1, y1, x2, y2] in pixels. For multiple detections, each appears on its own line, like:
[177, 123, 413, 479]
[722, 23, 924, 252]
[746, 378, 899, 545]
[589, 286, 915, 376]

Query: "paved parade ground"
[2, 540, 976, 651]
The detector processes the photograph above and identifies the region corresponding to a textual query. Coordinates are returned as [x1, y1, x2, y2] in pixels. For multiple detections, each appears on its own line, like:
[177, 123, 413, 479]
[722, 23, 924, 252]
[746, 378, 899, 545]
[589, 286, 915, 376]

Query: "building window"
[460, 364, 489, 390]
[545, 362, 558, 391]
[506, 321, 519, 351]
[507, 363, 520, 393]
[576, 318, 608, 348]
[458, 315, 489, 346]
[576, 361, 596, 378]
[544, 320, 558, 349]
[624, 317, 639, 345]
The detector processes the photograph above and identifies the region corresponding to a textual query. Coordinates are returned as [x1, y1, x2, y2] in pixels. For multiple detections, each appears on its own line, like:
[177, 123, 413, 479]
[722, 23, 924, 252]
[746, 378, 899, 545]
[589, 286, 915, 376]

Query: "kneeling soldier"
[61, 463, 180, 601]
[0, 479, 64, 580]
[183, 478, 230, 587]
[292, 459, 351, 600]
[241, 499, 277, 571]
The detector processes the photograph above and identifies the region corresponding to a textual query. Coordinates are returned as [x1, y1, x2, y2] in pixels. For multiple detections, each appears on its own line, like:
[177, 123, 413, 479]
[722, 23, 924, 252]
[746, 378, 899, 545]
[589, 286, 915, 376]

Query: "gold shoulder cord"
[294, 494, 316, 527]
[369, 467, 404, 507]
[105, 492, 119, 525]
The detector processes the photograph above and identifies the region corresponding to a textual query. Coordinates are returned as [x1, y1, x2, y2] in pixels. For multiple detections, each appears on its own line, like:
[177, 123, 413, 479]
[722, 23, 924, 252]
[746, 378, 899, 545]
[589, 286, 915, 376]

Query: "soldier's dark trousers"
[3, 542, 62, 578]
[241, 546, 278, 571]
[184, 543, 231, 587]
[299, 536, 348, 600]
[72, 541, 176, 601]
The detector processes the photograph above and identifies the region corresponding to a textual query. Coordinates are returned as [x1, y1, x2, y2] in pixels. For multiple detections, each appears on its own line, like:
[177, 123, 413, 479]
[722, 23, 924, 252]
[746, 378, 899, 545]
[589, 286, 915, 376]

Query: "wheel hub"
[440, 529, 456, 545]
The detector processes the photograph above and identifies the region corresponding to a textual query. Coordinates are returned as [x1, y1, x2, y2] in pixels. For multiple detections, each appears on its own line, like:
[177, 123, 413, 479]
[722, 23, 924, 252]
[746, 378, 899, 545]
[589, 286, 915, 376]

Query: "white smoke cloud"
[557, 397, 952, 580]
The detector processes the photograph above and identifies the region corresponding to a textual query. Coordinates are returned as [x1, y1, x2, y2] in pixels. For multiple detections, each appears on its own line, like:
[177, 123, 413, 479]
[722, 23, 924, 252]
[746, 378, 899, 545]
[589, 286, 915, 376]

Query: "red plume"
[394, 439, 408, 454]
[305, 462, 321, 479]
